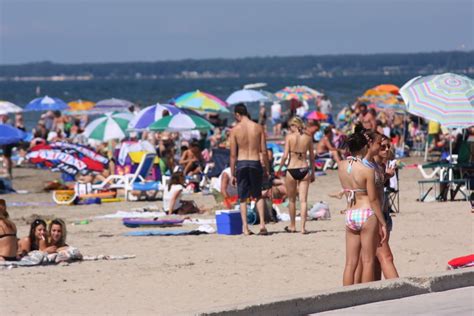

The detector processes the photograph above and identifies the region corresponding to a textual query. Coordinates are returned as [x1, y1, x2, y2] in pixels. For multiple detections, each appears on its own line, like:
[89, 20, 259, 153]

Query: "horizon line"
[1, 49, 473, 67]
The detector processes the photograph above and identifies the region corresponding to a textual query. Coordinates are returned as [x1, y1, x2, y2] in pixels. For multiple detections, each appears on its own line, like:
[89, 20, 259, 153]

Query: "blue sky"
[0, 0, 472, 64]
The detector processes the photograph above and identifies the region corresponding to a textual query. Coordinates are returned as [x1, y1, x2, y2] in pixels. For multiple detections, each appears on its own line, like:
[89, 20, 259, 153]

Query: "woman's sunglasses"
[380, 144, 389, 151]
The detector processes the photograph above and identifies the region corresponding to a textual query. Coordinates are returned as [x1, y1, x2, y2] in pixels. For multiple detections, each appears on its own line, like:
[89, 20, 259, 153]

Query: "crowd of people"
[1, 93, 472, 283]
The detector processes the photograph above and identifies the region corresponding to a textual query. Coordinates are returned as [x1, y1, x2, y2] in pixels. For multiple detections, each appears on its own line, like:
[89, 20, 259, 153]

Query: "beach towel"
[122, 217, 185, 228]
[0, 247, 83, 268]
[124, 230, 206, 236]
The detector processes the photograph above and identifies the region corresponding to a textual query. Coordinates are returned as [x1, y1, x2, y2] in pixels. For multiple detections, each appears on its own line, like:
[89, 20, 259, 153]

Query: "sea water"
[0, 74, 414, 130]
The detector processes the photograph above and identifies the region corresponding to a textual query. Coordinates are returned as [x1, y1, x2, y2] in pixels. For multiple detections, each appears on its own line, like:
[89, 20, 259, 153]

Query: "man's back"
[232, 119, 263, 161]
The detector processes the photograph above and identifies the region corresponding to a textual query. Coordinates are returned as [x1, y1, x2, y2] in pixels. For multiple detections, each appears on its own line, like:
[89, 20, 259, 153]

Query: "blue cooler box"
[215, 210, 242, 235]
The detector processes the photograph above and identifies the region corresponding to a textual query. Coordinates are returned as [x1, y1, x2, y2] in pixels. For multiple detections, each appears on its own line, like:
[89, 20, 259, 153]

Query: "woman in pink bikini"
[337, 125, 387, 285]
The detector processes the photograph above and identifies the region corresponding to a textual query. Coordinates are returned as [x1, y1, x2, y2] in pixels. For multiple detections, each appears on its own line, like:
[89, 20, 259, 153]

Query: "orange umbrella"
[306, 111, 327, 120]
[68, 100, 95, 112]
[373, 84, 400, 95]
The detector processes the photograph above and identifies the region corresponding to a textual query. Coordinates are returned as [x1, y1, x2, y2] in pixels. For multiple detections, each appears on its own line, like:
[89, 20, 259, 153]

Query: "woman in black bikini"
[0, 199, 18, 261]
[279, 117, 315, 234]
[17, 218, 48, 257]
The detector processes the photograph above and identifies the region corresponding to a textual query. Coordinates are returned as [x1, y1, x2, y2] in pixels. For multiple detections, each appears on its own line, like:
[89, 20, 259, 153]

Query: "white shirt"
[212, 167, 238, 196]
[319, 99, 333, 115]
[163, 184, 184, 212]
[271, 103, 281, 119]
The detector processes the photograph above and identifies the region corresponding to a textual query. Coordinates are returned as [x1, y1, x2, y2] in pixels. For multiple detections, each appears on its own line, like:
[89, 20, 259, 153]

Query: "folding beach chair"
[386, 169, 400, 213]
[93, 153, 161, 201]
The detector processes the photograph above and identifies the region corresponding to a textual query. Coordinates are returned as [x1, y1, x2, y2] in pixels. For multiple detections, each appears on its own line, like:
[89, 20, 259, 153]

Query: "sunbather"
[163, 172, 205, 215]
[0, 199, 18, 261]
[45, 218, 69, 254]
[179, 141, 205, 176]
[17, 218, 48, 257]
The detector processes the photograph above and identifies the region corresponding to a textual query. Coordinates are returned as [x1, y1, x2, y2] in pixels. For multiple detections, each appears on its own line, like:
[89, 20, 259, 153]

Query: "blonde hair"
[288, 116, 304, 133]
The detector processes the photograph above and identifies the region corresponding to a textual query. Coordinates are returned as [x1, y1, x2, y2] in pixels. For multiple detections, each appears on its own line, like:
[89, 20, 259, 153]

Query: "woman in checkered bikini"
[337, 124, 387, 285]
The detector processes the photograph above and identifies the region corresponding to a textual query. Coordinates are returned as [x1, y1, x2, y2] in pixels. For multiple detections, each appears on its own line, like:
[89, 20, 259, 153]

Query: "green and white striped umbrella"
[84, 112, 133, 141]
[148, 113, 214, 132]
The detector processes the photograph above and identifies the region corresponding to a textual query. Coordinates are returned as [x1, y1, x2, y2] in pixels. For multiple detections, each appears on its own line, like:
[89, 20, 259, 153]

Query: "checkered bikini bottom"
[345, 208, 375, 231]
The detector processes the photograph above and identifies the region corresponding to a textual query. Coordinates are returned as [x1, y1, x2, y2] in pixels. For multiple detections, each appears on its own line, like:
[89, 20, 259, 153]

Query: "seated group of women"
[0, 199, 68, 261]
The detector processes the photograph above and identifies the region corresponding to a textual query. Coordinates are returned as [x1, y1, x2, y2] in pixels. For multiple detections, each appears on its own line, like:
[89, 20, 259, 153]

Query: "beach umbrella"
[226, 89, 268, 105]
[25, 96, 68, 112]
[400, 73, 474, 129]
[373, 84, 400, 95]
[0, 124, 27, 145]
[275, 85, 323, 101]
[305, 111, 328, 121]
[83, 112, 133, 141]
[66, 100, 96, 114]
[128, 103, 181, 130]
[93, 98, 134, 114]
[49, 141, 109, 165]
[0, 101, 23, 115]
[148, 113, 214, 132]
[26, 149, 87, 176]
[172, 90, 229, 113]
[258, 90, 279, 102]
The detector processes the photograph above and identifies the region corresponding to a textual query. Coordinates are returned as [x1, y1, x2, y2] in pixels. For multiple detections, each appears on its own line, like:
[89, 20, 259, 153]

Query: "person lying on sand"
[0, 199, 18, 261]
[44, 218, 69, 254]
[17, 218, 48, 257]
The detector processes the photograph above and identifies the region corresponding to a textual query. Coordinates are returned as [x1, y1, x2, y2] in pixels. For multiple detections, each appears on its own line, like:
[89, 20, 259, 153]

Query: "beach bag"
[308, 201, 331, 220]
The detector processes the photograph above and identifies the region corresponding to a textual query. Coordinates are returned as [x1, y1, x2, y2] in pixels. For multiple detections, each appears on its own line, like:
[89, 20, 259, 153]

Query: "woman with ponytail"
[279, 117, 315, 234]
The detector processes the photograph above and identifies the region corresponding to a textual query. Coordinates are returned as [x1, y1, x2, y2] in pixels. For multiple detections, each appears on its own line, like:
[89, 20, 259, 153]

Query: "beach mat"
[122, 217, 184, 228]
[123, 230, 207, 236]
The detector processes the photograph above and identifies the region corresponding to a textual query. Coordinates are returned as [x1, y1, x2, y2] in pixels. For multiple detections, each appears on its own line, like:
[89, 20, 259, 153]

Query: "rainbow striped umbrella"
[400, 73, 474, 129]
[148, 113, 214, 132]
[172, 90, 229, 113]
[275, 85, 322, 101]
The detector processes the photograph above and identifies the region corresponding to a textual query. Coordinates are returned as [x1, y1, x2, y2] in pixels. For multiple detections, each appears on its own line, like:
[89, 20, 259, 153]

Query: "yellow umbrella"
[68, 100, 95, 112]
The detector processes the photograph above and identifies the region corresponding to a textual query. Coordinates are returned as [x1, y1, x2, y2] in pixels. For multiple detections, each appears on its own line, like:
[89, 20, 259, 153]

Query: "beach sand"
[1, 158, 472, 315]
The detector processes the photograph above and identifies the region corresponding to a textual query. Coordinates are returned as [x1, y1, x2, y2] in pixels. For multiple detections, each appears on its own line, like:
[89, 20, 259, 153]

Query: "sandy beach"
[1, 158, 472, 315]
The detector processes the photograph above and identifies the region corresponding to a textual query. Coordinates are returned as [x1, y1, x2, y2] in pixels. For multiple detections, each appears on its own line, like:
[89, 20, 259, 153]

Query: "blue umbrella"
[25, 96, 68, 111]
[128, 103, 181, 130]
[0, 124, 27, 145]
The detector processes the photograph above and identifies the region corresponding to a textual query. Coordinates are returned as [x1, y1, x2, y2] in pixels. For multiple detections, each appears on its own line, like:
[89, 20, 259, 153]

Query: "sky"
[0, 0, 472, 64]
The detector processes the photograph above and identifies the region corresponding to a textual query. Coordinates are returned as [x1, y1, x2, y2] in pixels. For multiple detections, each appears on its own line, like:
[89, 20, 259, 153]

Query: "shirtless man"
[316, 127, 341, 162]
[179, 141, 204, 176]
[230, 104, 270, 235]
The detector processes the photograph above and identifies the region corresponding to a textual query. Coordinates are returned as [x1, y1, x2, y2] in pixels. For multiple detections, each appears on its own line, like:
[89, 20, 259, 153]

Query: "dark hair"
[345, 123, 368, 154]
[190, 141, 200, 148]
[324, 127, 332, 135]
[234, 103, 248, 117]
[168, 172, 184, 191]
[29, 218, 47, 246]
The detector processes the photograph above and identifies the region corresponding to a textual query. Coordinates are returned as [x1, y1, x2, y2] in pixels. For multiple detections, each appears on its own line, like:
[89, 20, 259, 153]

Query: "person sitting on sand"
[179, 141, 205, 177]
[316, 126, 341, 162]
[163, 172, 205, 215]
[44, 218, 69, 254]
[17, 218, 48, 257]
[278, 117, 315, 234]
[337, 124, 387, 285]
[211, 166, 238, 207]
[0, 199, 18, 261]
